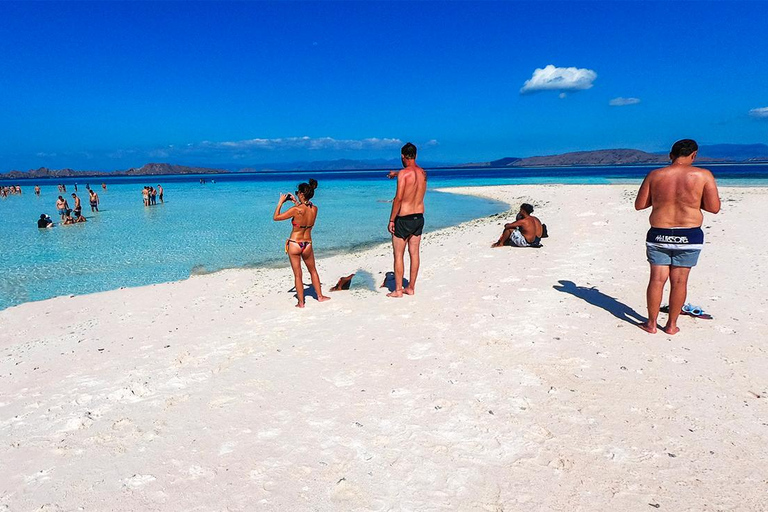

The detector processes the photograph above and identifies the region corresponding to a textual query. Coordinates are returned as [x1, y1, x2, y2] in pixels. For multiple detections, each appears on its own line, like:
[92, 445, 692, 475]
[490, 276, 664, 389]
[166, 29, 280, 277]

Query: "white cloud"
[749, 107, 768, 118]
[609, 97, 641, 107]
[196, 136, 404, 151]
[520, 65, 597, 94]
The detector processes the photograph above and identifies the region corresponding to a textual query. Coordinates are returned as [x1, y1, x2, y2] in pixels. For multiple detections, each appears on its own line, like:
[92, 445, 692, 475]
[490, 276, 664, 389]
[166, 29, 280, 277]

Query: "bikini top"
[292, 202, 315, 229]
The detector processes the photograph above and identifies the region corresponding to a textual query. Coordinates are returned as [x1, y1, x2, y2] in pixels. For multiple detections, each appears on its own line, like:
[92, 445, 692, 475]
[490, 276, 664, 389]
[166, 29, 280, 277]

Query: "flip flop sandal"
[682, 303, 713, 319]
[660, 304, 713, 319]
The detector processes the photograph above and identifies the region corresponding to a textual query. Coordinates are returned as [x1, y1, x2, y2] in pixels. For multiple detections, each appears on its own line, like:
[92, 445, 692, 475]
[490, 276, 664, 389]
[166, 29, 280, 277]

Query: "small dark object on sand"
[330, 273, 355, 292]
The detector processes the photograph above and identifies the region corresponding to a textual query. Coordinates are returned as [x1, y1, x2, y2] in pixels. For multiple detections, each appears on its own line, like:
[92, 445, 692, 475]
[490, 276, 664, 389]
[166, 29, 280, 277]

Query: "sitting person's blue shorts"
[645, 226, 703, 267]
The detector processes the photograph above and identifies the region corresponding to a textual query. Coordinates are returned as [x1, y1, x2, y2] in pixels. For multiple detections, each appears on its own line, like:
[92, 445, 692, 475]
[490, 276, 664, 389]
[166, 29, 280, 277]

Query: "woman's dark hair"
[670, 139, 698, 160]
[297, 178, 318, 200]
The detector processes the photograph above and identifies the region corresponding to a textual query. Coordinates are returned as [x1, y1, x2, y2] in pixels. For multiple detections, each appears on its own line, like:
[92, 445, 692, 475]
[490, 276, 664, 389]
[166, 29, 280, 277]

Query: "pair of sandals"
[660, 303, 713, 319]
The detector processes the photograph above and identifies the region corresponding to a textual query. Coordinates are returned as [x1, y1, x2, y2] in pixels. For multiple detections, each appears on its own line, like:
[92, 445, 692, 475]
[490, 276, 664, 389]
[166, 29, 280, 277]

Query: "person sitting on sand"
[37, 214, 53, 228]
[273, 179, 330, 308]
[491, 203, 543, 248]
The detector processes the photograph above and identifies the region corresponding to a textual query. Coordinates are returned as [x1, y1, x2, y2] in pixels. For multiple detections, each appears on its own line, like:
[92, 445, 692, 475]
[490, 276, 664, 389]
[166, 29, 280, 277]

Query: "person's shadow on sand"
[553, 280, 646, 326]
[289, 284, 318, 301]
[381, 271, 409, 293]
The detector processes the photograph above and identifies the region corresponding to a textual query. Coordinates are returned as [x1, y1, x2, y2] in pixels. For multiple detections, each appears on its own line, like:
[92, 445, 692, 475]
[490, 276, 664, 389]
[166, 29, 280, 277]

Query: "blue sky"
[1, 0, 766, 171]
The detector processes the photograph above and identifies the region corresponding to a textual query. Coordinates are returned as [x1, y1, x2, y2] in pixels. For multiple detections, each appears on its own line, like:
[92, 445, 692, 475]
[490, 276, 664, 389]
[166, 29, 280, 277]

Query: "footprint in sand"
[60, 415, 95, 432]
[406, 342, 434, 360]
[24, 468, 54, 484]
[122, 474, 156, 488]
[219, 442, 236, 455]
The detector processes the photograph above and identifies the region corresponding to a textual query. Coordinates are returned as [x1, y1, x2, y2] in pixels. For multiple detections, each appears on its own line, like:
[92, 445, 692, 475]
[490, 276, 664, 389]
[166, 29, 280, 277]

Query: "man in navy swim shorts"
[635, 139, 721, 335]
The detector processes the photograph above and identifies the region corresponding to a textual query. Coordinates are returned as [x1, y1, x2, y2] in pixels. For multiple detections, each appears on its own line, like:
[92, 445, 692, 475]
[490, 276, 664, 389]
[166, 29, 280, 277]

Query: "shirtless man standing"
[89, 189, 99, 212]
[635, 139, 720, 335]
[491, 203, 543, 247]
[56, 195, 69, 221]
[387, 142, 427, 298]
[71, 193, 82, 217]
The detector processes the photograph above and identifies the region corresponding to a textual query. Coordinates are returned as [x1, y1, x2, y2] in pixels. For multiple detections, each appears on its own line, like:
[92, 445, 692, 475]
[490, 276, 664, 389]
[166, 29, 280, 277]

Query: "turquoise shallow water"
[3, 164, 767, 310]
[0, 177, 505, 309]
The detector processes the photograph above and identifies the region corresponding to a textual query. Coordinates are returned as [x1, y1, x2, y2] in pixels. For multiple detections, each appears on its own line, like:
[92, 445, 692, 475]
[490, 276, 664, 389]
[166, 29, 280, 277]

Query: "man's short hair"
[401, 142, 417, 159]
[670, 139, 698, 160]
[521, 203, 534, 214]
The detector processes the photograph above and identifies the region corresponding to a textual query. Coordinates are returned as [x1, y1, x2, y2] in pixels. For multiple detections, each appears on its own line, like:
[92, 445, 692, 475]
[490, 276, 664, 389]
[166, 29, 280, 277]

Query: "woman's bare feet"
[403, 287, 415, 295]
[317, 295, 331, 302]
[387, 289, 404, 298]
[296, 302, 305, 308]
[662, 325, 680, 335]
[639, 321, 657, 334]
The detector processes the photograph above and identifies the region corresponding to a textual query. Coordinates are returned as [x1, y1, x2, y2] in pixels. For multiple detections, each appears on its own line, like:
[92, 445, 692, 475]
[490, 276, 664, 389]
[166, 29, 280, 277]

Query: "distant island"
[2, 144, 767, 179]
[0, 163, 229, 180]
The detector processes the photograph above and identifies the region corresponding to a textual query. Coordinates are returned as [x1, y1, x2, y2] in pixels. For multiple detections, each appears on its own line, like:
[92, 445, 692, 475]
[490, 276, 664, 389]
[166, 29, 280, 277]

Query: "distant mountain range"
[467, 144, 768, 168]
[0, 163, 228, 180]
[2, 144, 767, 179]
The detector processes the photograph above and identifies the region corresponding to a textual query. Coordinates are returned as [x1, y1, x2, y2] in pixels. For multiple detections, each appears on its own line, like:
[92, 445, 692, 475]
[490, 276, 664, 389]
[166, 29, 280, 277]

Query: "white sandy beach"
[1, 184, 767, 511]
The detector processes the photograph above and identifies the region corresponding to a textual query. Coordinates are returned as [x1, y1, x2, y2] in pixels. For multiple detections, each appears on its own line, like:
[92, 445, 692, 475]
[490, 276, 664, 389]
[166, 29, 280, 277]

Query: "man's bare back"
[394, 164, 427, 216]
[388, 143, 426, 298]
[635, 163, 720, 228]
[517, 215, 542, 243]
[635, 139, 720, 336]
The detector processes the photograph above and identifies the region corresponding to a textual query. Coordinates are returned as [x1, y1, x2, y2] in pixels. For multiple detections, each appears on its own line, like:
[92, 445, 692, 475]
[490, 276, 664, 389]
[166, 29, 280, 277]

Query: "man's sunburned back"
[644, 164, 717, 228]
[519, 215, 543, 243]
[397, 164, 427, 217]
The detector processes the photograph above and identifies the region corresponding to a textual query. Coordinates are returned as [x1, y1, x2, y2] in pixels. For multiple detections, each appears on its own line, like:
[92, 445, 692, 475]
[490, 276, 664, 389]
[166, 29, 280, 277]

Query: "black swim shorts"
[393, 213, 424, 239]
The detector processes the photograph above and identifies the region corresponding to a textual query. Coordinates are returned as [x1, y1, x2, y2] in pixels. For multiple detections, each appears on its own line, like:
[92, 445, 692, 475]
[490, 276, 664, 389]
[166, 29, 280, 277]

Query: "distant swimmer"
[56, 195, 70, 221]
[635, 139, 720, 335]
[491, 203, 543, 248]
[89, 189, 99, 212]
[37, 214, 53, 228]
[73, 210, 87, 223]
[101, 182, 107, 191]
[34, 185, 41, 196]
[157, 184, 164, 203]
[273, 178, 330, 308]
[387, 142, 427, 298]
[71, 193, 82, 217]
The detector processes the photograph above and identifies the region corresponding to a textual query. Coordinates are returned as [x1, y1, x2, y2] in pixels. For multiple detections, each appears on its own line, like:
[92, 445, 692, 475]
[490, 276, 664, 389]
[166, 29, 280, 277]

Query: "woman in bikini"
[273, 179, 330, 308]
